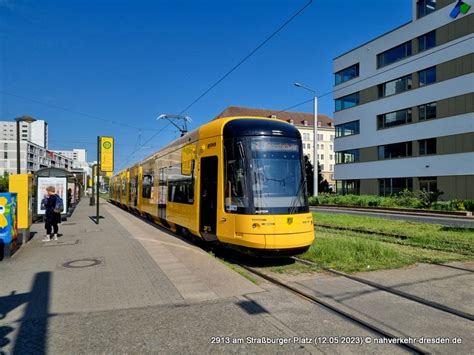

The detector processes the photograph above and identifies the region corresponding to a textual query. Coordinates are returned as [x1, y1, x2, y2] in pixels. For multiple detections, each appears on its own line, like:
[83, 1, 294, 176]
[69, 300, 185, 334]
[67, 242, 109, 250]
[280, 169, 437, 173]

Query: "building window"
[379, 178, 413, 196]
[321, 144, 324, 149]
[419, 177, 437, 192]
[330, 164, 334, 171]
[330, 144, 333, 150]
[321, 164, 325, 171]
[378, 141, 412, 159]
[335, 63, 360, 85]
[336, 149, 360, 164]
[419, 102, 437, 121]
[378, 74, 412, 98]
[307, 143, 311, 149]
[337, 180, 360, 195]
[417, 0, 436, 19]
[377, 108, 412, 129]
[321, 154, 324, 160]
[335, 92, 359, 111]
[303, 133, 310, 140]
[318, 134, 323, 140]
[418, 31, 436, 52]
[419, 66, 436, 86]
[419, 138, 437, 155]
[335, 120, 360, 138]
[3, 152, 7, 159]
[377, 41, 412, 68]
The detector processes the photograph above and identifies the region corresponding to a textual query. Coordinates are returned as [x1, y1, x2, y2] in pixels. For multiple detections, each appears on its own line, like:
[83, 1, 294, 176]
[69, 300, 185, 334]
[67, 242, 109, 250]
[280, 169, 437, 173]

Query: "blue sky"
[0, 0, 411, 169]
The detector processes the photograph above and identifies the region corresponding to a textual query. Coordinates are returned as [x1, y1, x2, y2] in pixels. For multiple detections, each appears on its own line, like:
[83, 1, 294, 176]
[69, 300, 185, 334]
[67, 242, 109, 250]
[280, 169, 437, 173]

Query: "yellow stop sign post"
[95, 136, 114, 224]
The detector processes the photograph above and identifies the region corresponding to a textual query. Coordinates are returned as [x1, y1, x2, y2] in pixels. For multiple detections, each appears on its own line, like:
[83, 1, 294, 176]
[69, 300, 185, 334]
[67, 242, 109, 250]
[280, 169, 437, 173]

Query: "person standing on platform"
[42, 186, 62, 242]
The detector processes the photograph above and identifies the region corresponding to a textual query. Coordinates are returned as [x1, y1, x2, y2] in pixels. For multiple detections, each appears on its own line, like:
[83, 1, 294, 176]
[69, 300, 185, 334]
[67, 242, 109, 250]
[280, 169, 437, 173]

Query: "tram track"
[230, 259, 427, 354]
[292, 257, 474, 321]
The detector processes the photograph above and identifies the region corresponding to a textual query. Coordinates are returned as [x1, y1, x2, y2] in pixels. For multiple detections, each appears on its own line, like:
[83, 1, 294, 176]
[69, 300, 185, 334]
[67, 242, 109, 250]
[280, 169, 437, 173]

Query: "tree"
[305, 156, 333, 195]
[0, 173, 9, 192]
[317, 163, 332, 193]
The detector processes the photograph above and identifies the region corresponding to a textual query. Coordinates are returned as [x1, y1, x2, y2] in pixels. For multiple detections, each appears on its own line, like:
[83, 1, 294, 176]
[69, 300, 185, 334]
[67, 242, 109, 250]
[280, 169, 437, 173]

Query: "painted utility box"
[0, 192, 18, 259]
[9, 174, 34, 245]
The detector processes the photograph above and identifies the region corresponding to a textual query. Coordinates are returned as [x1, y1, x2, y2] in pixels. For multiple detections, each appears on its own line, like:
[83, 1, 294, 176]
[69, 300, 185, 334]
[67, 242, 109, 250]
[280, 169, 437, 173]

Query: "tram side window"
[167, 162, 194, 204]
[121, 179, 127, 195]
[224, 139, 249, 213]
[142, 173, 153, 198]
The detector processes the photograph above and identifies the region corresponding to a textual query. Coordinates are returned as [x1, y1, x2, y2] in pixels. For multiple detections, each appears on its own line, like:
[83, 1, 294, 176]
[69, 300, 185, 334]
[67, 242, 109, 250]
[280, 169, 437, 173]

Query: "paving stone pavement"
[0, 200, 271, 353]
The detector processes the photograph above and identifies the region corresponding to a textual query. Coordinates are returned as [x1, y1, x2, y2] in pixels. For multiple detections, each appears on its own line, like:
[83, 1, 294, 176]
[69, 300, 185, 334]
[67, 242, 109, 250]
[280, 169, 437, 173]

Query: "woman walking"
[42, 186, 62, 242]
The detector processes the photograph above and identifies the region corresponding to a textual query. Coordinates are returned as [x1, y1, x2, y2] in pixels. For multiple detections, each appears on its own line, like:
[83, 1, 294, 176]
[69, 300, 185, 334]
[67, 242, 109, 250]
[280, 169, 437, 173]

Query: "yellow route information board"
[100, 136, 114, 172]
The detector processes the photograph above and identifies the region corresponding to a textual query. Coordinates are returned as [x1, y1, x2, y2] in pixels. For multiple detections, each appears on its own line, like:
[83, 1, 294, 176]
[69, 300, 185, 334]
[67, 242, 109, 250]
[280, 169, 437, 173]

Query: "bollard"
[89, 196, 95, 206]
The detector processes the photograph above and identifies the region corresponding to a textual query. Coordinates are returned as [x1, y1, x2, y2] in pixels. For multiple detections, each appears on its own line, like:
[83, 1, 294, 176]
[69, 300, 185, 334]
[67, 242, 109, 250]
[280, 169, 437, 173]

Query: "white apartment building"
[52, 148, 88, 170]
[0, 120, 48, 148]
[0, 140, 73, 174]
[300, 125, 336, 190]
[333, 0, 473, 199]
[215, 106, 336, 189]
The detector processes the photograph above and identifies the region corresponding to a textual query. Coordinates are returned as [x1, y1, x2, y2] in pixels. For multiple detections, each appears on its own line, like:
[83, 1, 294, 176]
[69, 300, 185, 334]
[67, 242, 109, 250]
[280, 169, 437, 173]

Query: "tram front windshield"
[224, 136, 308, 215]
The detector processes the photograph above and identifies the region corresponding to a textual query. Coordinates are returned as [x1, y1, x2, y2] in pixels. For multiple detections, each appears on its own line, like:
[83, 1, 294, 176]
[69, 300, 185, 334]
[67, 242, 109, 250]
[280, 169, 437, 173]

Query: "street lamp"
[294, 82, 318, 197]
[15, 115, 36, 174]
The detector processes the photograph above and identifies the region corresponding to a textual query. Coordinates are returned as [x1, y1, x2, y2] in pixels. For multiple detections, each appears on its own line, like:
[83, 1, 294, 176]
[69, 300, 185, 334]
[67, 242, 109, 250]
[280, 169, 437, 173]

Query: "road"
[311, 207, 474, 228]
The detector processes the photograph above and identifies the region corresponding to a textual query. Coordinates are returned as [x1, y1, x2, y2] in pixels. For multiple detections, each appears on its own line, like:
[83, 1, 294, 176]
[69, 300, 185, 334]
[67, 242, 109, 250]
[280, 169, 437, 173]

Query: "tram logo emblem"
[287, 217, 293, 225]
[450, 1, 471, 18]
[103, 141, 112, 149]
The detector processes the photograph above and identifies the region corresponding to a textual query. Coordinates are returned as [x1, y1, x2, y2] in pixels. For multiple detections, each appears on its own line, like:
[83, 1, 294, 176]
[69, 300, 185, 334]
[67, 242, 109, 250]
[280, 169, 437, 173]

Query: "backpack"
[53, 195, 64, 213]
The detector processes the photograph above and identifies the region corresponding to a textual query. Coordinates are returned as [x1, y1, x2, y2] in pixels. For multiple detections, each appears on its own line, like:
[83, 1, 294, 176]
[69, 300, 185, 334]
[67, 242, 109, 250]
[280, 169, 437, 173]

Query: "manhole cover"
[62, 258, 102, 269]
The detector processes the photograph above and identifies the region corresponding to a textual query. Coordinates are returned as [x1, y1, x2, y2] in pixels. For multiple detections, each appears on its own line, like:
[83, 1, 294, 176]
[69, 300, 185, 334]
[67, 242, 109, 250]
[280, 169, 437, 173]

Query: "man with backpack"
[42, 186, 64, 242]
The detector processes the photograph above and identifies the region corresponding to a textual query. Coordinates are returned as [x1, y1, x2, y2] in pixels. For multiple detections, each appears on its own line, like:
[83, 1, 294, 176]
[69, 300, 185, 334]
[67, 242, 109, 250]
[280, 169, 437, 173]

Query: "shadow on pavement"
[0, 272, 51, 355]
[236, 299, 270, 315]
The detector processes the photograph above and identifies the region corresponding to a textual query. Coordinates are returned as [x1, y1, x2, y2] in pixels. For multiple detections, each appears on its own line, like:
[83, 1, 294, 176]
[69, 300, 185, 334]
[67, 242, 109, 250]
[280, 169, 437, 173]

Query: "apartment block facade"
[0, 140, 73, 174]
[52, 148, 88, 169]
[333, 0, 473, 199]
[0, 120, 48, 148]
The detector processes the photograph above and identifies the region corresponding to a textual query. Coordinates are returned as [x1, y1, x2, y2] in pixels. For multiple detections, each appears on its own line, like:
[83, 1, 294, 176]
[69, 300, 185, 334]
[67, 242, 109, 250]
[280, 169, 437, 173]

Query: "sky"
[0, 0, 412, 170]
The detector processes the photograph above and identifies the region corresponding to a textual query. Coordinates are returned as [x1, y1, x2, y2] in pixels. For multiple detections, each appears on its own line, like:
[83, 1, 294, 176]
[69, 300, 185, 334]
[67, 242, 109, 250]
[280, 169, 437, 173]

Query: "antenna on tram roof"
[157, 114, 192, 137]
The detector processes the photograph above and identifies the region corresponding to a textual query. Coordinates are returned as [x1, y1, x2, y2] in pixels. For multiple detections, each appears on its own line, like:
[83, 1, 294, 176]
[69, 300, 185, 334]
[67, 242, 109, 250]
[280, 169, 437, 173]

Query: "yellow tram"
[109, 116, 315, 255]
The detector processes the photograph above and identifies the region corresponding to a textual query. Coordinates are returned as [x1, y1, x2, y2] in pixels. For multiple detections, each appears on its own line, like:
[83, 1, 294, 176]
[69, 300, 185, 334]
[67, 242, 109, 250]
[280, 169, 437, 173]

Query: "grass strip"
[316, 225, 473, 256]
[313, 212, 474, 255]
[298, 229, 471, 273]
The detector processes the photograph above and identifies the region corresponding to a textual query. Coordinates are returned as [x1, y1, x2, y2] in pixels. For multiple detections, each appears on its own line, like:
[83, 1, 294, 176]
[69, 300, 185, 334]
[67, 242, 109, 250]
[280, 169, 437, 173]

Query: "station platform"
[0, 199, 281, 353]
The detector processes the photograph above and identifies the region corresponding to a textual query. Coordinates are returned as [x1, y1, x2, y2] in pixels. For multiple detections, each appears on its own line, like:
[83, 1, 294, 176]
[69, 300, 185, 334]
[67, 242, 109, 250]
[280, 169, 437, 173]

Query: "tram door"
[200, 156, 218, 241]
[158, 168, 167, 220]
